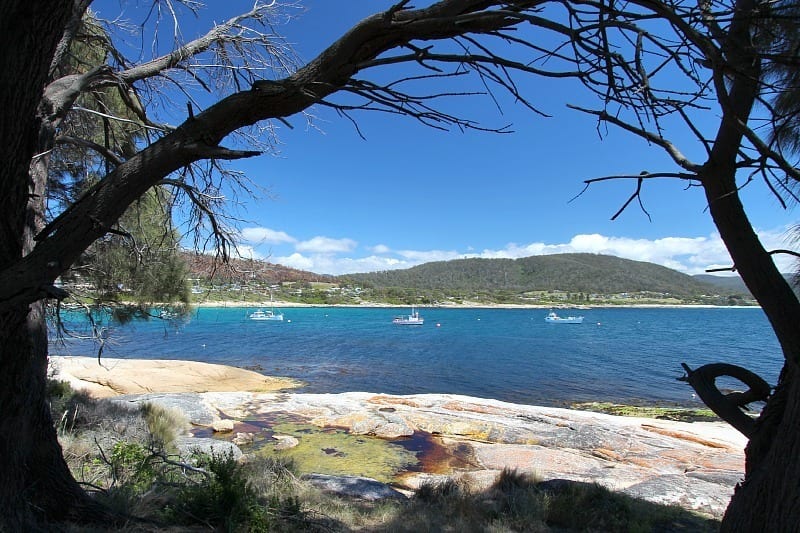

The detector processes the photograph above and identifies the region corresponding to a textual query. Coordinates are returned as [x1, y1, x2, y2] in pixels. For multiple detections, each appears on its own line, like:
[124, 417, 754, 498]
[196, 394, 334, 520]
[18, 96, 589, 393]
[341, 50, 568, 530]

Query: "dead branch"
[706, 249, 800, 273]
[54, 135, 125, 166]
[679, 362, 771, 437]
[567, 104, 703, 173]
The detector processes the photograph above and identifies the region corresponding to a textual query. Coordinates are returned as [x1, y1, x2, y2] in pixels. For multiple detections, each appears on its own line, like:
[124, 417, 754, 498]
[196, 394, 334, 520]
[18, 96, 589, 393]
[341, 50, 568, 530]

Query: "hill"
[339, 253, 745, 299]
[693, 274, 751, 294]
[182, 252, 333, 285]
[182, 252, 756, 306]
[695, 273, 798, 298]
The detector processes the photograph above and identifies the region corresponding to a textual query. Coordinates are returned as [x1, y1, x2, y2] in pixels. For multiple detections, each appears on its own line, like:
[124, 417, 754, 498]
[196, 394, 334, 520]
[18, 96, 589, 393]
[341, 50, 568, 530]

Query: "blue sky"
[98, 1, 797, 276]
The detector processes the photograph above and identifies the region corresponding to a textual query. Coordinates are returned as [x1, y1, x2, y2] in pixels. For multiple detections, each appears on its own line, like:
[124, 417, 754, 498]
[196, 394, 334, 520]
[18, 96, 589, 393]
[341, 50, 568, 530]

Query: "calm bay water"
[50, 306, 782, 407]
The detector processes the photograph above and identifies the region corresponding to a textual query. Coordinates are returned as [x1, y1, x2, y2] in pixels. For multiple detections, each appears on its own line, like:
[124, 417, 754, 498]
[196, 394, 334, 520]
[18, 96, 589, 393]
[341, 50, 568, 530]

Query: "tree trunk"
[0, 0, 115, 528]
[695, 1, 800, 527]
[0, 304, 111, 528]
[703, 97, 800, 533]
[721, 365, 800, 530]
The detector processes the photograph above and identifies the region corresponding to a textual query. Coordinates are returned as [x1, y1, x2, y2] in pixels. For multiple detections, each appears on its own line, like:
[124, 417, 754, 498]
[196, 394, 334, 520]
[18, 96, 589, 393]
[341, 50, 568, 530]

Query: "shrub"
[109, 441, 157, 490]
[166, 450, 269, 531]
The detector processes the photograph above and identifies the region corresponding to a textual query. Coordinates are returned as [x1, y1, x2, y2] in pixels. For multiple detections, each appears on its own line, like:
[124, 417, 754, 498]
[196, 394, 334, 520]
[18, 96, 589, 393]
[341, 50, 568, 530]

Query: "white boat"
[249, 308, 284, 321]
[393, 306, 424, 325]
[250, 289, 284, 321]
[545, 311, 584, 324]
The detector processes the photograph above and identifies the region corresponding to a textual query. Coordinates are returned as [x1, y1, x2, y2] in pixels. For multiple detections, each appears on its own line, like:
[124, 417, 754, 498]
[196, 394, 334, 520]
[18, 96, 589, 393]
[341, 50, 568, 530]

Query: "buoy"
[436, 323, 441, 327]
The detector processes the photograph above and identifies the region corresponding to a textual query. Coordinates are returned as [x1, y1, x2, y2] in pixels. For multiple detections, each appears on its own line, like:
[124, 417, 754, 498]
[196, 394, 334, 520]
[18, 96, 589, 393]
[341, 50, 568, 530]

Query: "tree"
[79, 187, 190, 304]
[47, 11, 189, 307]
[1, 0, 799, 529]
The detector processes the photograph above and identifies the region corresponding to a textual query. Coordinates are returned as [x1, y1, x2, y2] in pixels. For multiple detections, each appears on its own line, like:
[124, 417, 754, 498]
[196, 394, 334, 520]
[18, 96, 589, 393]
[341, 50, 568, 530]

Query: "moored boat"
[250, 289, 284, 321]
[249, 308, 284, 321]
[393, 306, 424, 325]
[545, 311, 584, 324]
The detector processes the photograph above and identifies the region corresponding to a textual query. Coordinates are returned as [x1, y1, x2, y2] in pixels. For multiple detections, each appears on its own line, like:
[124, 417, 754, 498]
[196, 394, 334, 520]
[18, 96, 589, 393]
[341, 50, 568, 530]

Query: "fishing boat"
[545, 311, 584, 324]
[393, 306, 424, 325]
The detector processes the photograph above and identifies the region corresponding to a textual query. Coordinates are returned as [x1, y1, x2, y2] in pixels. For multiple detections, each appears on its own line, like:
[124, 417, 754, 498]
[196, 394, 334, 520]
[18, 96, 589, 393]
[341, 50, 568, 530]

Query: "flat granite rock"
[49, 356, 299, 398]
[128, 390, 746, 518]
[303, 474, 407, 501]
[175, 437, 243, 462]
[111, 392, 219, 426]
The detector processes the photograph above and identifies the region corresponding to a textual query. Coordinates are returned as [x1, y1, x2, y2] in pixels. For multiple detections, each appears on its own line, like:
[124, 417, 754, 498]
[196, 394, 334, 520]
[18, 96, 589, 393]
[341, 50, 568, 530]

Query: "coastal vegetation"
[1, 0, 798, 530]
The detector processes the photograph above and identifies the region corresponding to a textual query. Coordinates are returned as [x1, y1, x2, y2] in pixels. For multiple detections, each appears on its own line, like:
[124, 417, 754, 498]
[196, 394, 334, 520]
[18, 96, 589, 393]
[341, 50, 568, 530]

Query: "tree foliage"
[763, 0, 800, 157]
[75, 187, 189, 303]
[47, 12, 190, 306]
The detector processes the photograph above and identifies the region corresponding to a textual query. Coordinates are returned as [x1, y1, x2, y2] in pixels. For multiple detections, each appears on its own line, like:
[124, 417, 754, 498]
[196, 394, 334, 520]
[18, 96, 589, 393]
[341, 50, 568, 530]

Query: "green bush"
[109, 441, 156, 490]
[166, 450, 271, 531]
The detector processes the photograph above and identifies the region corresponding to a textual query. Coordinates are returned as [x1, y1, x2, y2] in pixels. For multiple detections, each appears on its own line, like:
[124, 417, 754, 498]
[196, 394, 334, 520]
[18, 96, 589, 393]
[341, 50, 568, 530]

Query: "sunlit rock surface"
[140, 391, 743, 517]
[49, 357, 745, 518]
[49, 356, 300, 397]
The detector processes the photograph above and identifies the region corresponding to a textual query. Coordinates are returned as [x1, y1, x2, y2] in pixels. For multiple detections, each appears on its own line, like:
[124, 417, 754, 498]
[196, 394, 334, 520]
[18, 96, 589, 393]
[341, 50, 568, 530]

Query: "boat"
[249, 308, 284, 321]
[393, 306, 424, 325]
[545, 311, 584, 324]
[249, 289, 284, 321]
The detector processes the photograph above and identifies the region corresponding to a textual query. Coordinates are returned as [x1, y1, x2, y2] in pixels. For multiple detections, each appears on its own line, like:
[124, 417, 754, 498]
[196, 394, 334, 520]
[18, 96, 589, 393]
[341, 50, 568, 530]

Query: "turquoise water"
[50, 306, 783, 407]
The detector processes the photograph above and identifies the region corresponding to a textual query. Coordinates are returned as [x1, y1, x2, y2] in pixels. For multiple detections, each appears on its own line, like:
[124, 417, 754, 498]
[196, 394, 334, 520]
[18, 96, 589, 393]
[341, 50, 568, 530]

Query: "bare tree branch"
[567, 104, 703, 173]
[55, 135, 124, 166]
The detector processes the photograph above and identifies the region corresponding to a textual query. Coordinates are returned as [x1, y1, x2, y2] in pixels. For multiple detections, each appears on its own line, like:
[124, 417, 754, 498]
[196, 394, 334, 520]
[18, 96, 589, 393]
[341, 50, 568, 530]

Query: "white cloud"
[396, 249, 462, 263]
[263, 225, 797, 277]
[370, 244, 391, 254]
[240, 227, 296, 244]
[296, 236, 357, 254]
[275, 252, 316, 271]
[276, 253, 408, 275]
[233, 244, 263, 259]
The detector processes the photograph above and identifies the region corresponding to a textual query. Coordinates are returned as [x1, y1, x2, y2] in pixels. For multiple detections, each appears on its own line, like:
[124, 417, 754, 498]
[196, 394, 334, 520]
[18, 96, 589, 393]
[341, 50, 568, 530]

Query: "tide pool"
[50, 306, 782, 407]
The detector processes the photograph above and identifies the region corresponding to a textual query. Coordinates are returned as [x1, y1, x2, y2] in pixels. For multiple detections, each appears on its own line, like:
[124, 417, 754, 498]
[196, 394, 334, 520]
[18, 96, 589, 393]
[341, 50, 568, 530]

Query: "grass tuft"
[140, 402, 188, 450]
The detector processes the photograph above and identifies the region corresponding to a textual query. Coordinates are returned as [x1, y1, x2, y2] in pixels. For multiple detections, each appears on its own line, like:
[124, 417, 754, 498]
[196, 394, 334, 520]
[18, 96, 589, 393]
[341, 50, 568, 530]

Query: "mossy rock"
[256, 421, 418, 483]
[572, 402, 719, 423]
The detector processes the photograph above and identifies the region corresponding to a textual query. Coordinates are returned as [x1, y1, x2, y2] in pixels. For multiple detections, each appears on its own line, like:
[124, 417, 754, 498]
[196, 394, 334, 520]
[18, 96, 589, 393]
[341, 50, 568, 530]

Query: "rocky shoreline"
[49, 356, 744, 518]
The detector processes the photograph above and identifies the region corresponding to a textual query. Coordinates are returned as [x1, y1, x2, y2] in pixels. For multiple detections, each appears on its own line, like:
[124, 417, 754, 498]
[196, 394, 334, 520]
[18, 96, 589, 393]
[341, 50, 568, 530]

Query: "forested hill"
[339, 253, 740, 298]
[694, 273, 799, 298]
